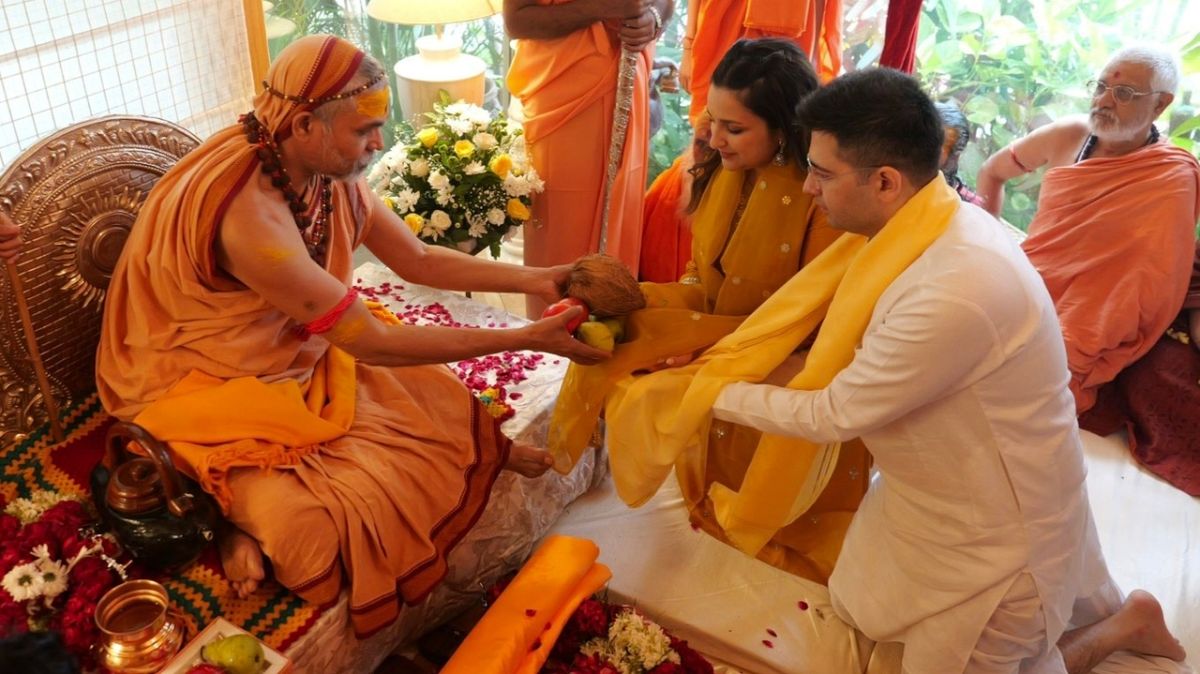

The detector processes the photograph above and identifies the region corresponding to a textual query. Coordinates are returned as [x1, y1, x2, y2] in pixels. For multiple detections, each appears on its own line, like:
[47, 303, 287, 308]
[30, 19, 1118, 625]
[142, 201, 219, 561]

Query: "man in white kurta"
[712, 69, 1186, 673]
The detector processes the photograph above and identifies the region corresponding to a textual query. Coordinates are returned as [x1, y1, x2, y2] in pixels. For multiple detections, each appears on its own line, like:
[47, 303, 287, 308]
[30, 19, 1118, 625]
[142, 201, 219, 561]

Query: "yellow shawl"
[548, 162, 838, 471]
[608, 177, 960, 558]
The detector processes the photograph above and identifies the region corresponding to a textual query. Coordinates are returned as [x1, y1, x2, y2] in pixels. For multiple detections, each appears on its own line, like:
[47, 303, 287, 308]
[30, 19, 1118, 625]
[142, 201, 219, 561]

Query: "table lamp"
[366, 0, 502, 121]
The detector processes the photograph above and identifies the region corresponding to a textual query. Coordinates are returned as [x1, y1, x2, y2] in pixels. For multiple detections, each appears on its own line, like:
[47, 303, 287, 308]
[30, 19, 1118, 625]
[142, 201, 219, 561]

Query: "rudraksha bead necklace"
[240, 112, 333, 266]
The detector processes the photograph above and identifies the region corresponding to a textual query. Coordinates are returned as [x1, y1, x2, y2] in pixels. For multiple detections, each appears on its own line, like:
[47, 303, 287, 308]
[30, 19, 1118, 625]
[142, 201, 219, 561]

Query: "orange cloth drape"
[1022, 141, 1200, 413]
[441, 536, 612, 674]
[639, 155, 692, 282]
[508, 8, 650, 273]
[97, 35, 511, 637]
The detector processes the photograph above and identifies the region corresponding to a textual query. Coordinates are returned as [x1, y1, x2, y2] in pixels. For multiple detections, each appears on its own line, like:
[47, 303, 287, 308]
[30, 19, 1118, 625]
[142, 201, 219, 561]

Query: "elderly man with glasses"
[976, 45, 1200, 419]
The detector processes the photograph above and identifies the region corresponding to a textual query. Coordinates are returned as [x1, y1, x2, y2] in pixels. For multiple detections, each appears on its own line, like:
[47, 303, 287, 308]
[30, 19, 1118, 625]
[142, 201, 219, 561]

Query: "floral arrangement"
[0, 491, 131, 667]
[367, 97, 544, 258]
[486, 579, 713, 674]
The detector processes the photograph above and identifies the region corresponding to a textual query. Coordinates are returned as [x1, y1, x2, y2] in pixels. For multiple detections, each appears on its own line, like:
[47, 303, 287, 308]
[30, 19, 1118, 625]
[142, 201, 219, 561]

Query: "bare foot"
[218, 526, 266, 599]
[1115, 590, 1187, 661]
[504, 443, 554, 478]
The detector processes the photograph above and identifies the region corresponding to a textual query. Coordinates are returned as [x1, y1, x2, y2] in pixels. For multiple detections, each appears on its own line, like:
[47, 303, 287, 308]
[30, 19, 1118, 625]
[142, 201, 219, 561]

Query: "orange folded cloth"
[442, 535, 612, 674]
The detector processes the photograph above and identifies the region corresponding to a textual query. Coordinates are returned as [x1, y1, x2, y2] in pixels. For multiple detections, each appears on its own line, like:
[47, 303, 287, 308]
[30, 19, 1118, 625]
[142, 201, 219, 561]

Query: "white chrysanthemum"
[435, 190, 455, 207]
[466, 107, 491, 126]
[421, 225, 442, 241]
[382, 147, 407, 171]
[35, 559, 68, 600]
[428, 170, 450, 191]
[430, 210, 453, 232]
[503, 174, 532, 198]
[467, 214, 489, 239]
[447, 116, 474, 136]
[409, 158, 430, 178]
[444, 101, 472, 115]
[463, 161, 486, 175]
[394, 188, 420, 212]
[472, 132, 497, 151]
[3, 563, 44, 602]
[486, 208, 506, 226]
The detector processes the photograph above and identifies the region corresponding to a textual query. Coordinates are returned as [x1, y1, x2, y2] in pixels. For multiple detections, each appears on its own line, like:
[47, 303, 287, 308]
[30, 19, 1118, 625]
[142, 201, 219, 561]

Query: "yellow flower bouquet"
[367, 96, 543, 258]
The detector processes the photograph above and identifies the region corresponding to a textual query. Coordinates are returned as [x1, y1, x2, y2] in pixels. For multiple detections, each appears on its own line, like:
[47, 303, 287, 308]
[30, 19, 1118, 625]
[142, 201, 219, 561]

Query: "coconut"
[565, 254, 646, 318]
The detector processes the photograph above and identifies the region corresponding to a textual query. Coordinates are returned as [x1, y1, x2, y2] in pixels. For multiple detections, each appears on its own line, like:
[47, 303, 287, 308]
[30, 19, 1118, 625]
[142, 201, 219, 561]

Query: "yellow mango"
[575, 321, 615, 352]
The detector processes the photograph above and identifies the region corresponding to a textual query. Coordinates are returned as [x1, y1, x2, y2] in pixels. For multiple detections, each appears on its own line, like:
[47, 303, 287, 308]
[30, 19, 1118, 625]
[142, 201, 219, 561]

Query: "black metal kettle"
[89, 421, 218, 571]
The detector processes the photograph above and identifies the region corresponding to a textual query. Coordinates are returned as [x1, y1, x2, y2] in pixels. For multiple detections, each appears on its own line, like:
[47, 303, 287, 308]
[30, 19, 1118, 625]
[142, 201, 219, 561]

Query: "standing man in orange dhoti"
[96, 36, 607, 638]
[977, 45, 1200, 415]
[639, 0, 843, 282]
[505, 0, 672, 315]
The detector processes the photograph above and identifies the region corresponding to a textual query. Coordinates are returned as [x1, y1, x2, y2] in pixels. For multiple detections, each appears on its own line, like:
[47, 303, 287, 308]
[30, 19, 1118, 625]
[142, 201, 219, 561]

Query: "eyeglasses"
[1085, 80, 1167, 104]
[806, 159, 882, 184]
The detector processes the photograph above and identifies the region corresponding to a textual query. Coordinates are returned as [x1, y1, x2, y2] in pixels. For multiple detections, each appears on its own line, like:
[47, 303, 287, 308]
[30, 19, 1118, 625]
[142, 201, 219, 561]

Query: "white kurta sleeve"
[713, 288, 1007, 443]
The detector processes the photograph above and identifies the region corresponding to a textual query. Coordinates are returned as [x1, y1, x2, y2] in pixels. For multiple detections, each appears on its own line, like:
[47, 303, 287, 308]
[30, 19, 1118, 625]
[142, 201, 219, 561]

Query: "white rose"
[428, 170, 450, 191]
[409, 158, 430, 178]
[472, 132, 497, 151]
[430, 210, 453, 232]
[486, 208, 506, 226]
[463, 161, 485, 175]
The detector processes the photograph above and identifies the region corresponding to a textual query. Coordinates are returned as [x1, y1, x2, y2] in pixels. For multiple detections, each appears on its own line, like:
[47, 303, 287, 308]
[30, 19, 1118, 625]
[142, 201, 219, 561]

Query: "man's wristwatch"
[647, 5, 663, 36]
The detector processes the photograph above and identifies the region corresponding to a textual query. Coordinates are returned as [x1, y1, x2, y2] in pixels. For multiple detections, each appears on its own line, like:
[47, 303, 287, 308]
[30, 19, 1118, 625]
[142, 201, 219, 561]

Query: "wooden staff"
[6, 251, 64, 442]
[597, 45, 640, 255]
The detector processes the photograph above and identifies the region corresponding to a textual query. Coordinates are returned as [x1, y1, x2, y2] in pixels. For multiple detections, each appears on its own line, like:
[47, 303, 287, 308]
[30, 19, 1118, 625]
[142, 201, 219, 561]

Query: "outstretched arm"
[362, 196, 569, 306]
[218, 191, 609, 367]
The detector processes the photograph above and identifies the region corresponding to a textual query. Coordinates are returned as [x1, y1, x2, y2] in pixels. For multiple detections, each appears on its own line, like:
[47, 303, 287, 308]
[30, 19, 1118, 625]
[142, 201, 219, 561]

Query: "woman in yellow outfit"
[549, 38, 870, 582]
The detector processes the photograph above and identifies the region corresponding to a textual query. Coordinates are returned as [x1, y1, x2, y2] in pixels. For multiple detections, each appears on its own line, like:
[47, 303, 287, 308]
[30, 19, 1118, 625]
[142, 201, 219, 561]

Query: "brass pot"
[94, 579, 186, 673]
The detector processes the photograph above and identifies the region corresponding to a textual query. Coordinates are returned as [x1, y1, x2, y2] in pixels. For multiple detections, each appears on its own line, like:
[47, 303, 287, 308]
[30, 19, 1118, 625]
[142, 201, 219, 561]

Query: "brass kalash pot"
[89, 421, 219, 570]
[94, 579, 186, 672]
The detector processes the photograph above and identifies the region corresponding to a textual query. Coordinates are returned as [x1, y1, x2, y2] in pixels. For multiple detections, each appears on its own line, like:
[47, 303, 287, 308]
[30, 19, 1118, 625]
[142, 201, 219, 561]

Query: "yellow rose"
[403, 213, 425, 234]
[489, 153, 513, 178]
[416, 128, 439, 148]
[506, 198, 531, 221]
[453, 140, 475, 158]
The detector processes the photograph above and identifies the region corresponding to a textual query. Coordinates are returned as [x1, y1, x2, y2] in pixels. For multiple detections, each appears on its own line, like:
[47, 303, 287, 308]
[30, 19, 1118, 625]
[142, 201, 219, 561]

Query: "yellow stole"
[548, 163, 833, 471]
[607, 177, 960, 558]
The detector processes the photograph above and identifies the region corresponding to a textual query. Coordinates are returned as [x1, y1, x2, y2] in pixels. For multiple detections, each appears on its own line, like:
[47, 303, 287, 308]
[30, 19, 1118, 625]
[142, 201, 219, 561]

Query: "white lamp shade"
[366, 0, 502, 25]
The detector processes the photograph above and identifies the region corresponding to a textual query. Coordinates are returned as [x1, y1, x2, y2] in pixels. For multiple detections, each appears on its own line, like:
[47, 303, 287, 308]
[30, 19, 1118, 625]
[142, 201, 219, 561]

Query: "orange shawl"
[507, 5, 650, 268]
[688, 0, 841, 125]
[1023, 141, 1200, 413]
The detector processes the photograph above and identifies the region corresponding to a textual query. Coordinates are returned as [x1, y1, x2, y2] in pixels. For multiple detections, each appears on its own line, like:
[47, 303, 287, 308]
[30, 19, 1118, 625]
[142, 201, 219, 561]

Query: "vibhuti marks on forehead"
[357, 86, 390, 117]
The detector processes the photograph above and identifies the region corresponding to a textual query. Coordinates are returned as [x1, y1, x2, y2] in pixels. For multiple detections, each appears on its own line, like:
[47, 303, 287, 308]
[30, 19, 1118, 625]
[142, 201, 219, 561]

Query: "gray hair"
[1106, 45, 1181, 94]
[313, 54, 387, 124]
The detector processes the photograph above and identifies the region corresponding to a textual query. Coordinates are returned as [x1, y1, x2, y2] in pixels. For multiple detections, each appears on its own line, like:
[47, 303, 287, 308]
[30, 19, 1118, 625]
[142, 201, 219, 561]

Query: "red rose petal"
[798, 600, 809, 611]
[525, 609, 537, 617]
[762, 639, 774, 648]
[530, 637, 542, 651]
[767, 628, 778, 637]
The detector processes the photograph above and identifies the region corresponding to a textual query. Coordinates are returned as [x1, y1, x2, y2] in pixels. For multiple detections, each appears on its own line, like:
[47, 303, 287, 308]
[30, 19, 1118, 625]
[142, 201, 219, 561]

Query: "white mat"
[548, 430, 1199, 673]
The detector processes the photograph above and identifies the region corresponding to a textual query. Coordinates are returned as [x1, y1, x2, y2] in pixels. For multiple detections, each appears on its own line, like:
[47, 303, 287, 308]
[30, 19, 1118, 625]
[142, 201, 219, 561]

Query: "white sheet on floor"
[547, 430, 1198, 673]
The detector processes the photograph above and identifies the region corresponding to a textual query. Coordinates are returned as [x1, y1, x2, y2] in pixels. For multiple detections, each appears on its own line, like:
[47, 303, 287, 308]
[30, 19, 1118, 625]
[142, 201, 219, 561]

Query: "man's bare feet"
[504, 443, 554, 478]
[218, 525, 266, 599]
[1113, 590, 1187, 661]
[1060, 589, 1186, 673]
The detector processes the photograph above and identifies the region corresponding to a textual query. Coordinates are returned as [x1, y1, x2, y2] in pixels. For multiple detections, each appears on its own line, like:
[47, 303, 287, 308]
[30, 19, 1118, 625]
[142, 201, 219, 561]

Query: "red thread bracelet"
[295, 287, 359, 341]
